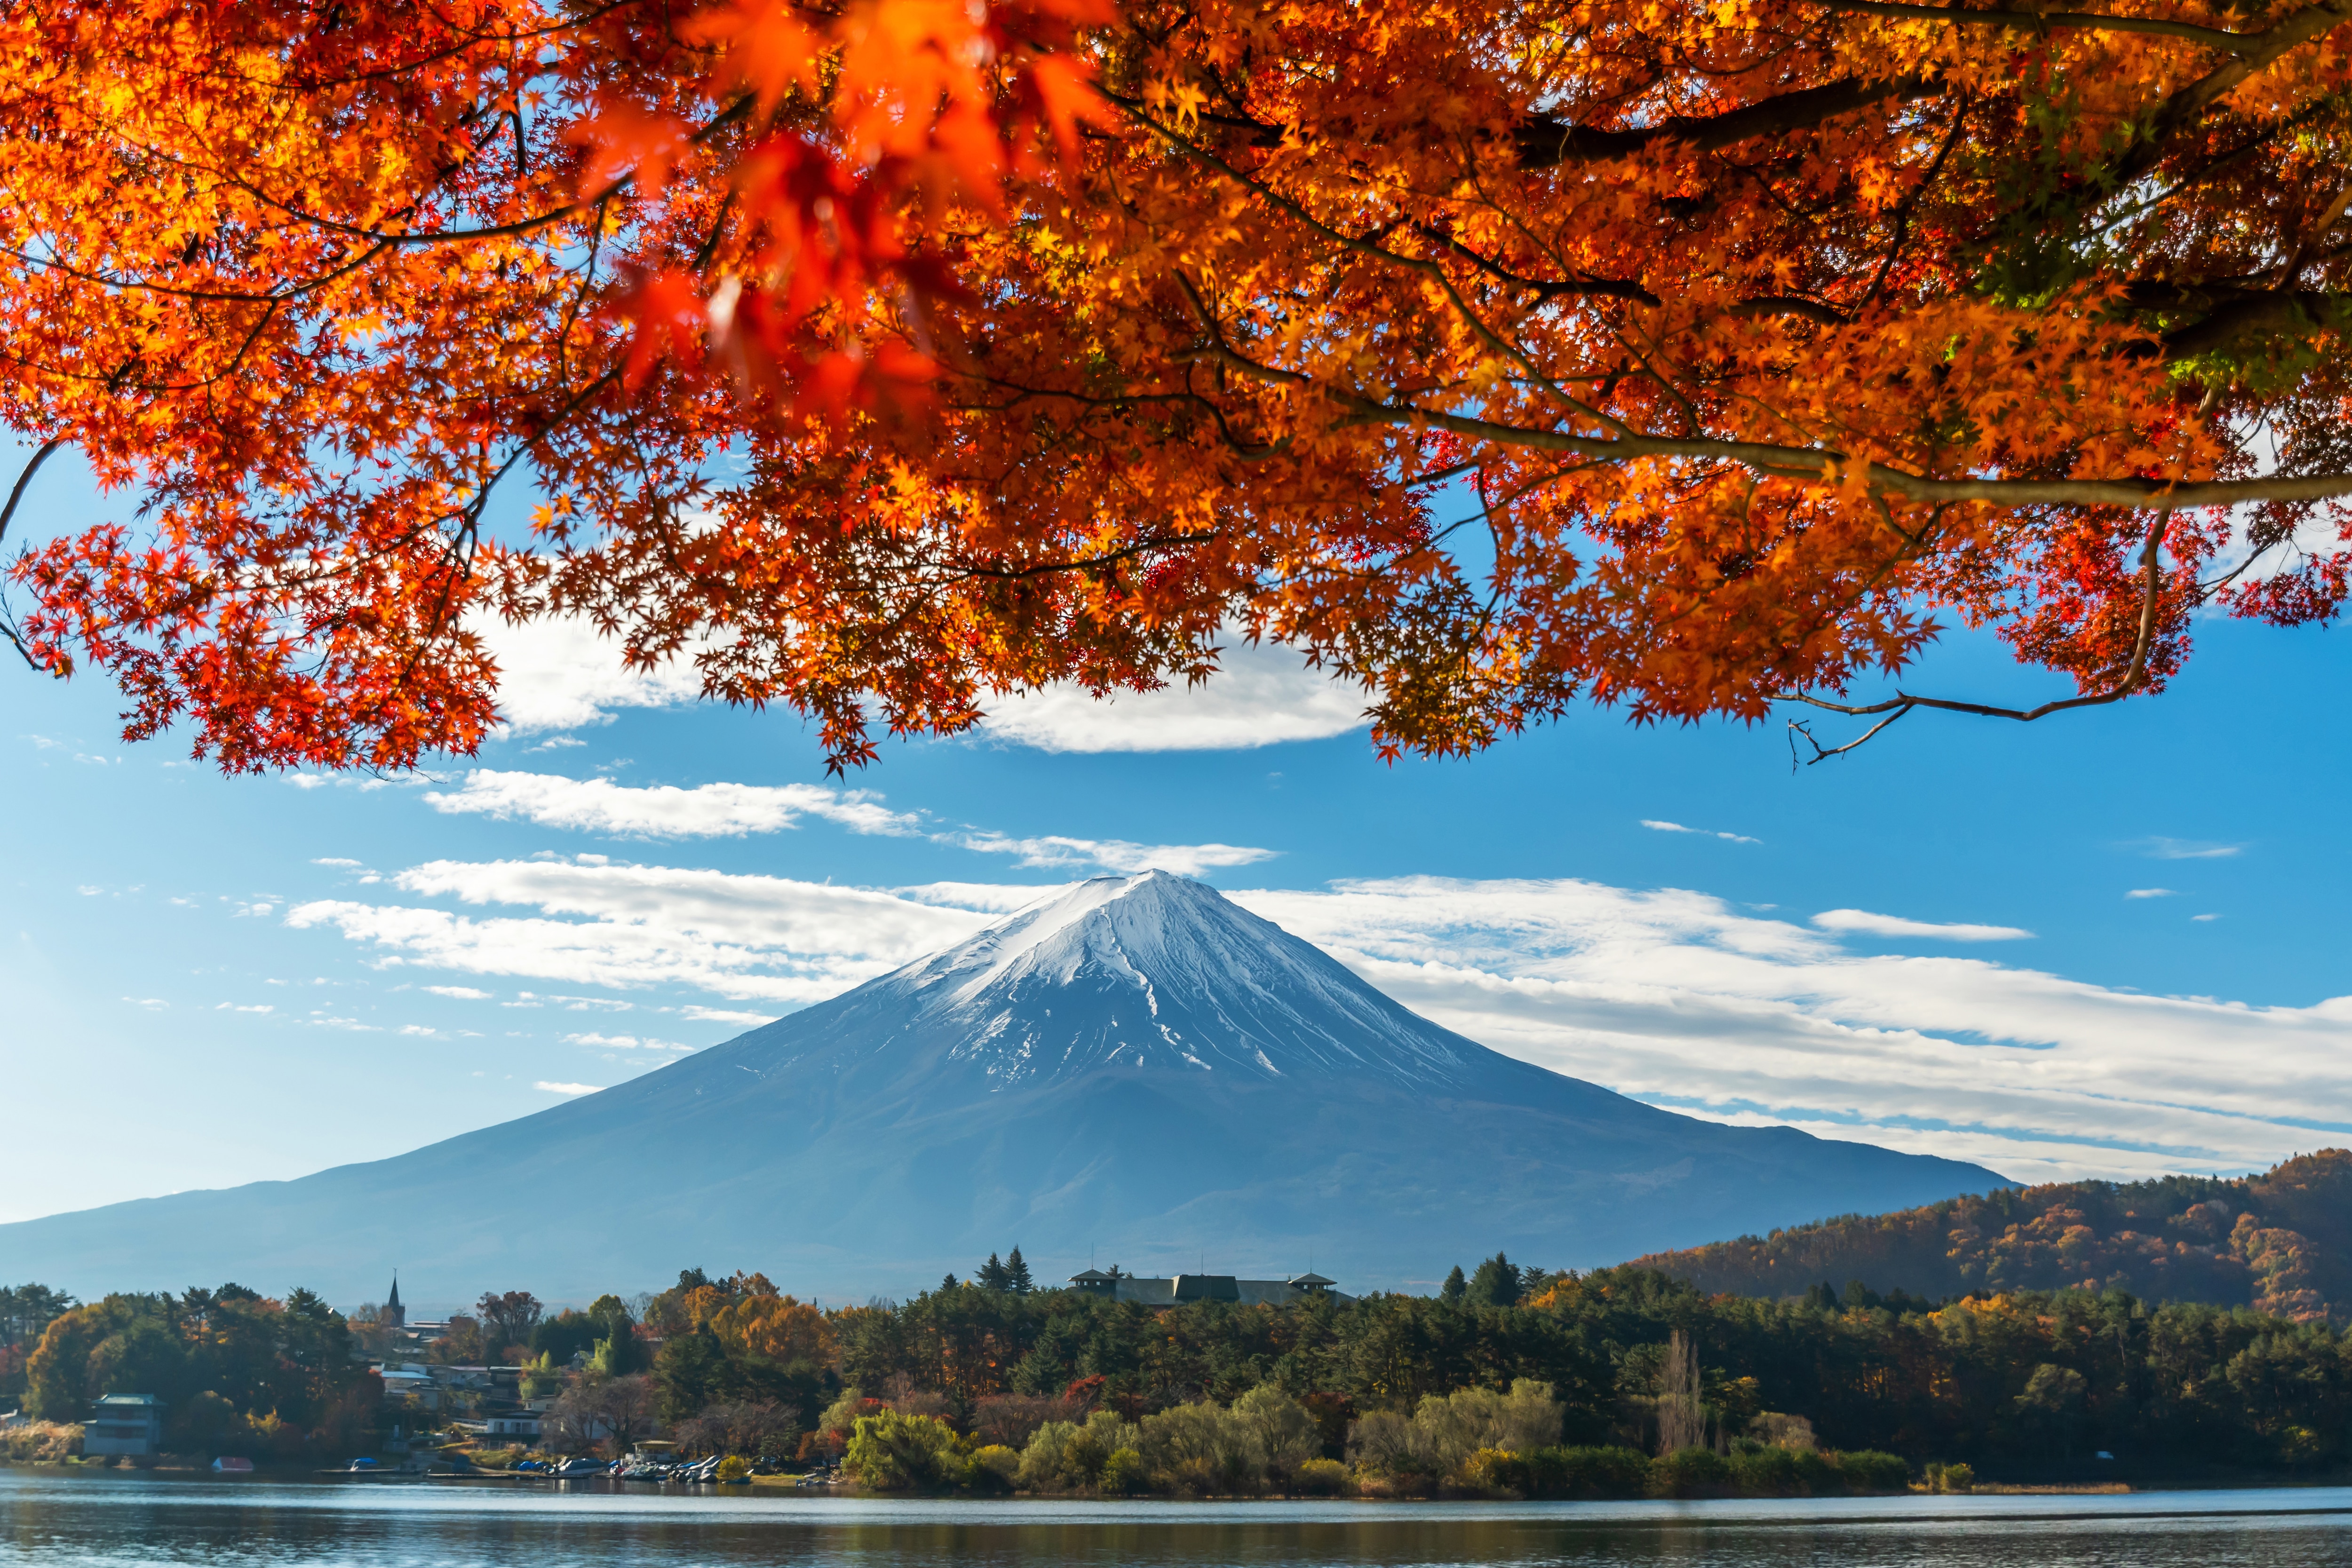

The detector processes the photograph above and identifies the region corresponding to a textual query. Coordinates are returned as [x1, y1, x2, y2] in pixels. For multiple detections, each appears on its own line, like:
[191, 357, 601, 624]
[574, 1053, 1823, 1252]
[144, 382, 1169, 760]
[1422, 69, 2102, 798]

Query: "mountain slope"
[1631, 1150, 2352, 1323]
[0, 872, 2011, 1303]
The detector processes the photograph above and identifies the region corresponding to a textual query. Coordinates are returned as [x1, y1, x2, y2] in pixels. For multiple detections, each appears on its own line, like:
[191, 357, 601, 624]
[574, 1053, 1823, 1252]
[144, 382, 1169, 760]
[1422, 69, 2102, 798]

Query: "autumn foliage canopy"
[4, 0, 2352, 770]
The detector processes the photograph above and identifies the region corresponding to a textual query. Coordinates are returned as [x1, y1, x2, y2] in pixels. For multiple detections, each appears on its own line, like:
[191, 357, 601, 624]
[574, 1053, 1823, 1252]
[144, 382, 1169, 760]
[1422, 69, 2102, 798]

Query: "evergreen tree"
[1469, 1251, 1522, 1307]
[978, 1253, 1009, 1291]
[940, 1272, 960, 1294]
[1006, 1247, 1034, 1294]
[1439, 1266, 1467, 1304]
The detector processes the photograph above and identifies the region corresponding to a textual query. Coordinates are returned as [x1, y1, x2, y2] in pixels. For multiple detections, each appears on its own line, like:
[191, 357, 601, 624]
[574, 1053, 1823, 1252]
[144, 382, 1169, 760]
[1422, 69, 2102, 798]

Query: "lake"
[7, 1471, 2352, 1568]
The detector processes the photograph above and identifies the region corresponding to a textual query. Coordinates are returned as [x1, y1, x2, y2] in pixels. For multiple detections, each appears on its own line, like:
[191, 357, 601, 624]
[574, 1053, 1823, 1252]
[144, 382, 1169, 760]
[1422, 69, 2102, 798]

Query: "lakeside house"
[1065, 1270, 1348, 1306]
[83, 1394, 166, 1458]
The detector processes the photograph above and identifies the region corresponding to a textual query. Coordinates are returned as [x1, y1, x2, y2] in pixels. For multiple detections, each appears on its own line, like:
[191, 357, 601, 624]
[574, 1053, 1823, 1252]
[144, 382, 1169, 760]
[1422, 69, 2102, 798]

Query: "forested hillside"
[1631, 1152, 2352, 1322]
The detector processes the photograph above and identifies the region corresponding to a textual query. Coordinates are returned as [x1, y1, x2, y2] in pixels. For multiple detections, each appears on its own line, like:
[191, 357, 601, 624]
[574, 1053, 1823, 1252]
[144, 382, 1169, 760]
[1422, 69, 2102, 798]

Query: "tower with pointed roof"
[383, 1273, 405, 1330]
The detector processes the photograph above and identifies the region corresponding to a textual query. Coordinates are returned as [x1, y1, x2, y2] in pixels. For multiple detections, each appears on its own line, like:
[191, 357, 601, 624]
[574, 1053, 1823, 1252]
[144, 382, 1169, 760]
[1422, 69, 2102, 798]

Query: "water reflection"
[5, 1472, 2352, 1568]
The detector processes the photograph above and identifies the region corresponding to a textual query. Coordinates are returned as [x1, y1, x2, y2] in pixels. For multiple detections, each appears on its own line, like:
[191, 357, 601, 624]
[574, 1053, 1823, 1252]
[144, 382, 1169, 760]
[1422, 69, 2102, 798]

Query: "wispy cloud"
[564, 1031, 693, 1053]
[977, 639, 1365, 753]
[2125, 888, 2176, 899]
[2132, 837, 2243, 860]
[1234, 876, 2352, 1186]
[683, 1005, 772, 1026]
[312, 857, 364, 869]
[535, 1081, 603, 1096]
[424, 984, 493, 1000]
[424, 769, 921, 840]
[1811, 909, 2034, 942]
[956, 832, 1277, 877]
[1642, 819, 1760, 845]
[286, 858, 1001, 1002]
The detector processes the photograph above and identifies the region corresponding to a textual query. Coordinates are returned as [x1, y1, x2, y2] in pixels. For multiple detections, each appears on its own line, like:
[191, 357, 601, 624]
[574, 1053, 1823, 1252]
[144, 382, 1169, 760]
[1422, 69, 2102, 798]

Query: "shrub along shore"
[835, 1379, 1914, 1497]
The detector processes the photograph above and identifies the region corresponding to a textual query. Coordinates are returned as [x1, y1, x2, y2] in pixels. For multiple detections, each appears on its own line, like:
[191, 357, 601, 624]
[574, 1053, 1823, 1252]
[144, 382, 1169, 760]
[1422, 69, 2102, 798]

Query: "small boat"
[545, 1457, 608, 1481]
[210, 1457, 255, 1473]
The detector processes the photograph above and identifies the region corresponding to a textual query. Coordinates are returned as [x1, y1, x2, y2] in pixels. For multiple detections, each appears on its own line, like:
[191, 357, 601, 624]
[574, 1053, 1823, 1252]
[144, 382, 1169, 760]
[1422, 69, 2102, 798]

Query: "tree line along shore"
[6, 1257, 2351, 1495]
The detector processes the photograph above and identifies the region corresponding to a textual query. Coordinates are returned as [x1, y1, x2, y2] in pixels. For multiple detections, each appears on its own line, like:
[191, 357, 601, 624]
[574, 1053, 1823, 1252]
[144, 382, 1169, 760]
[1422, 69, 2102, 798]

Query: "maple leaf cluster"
[3, 0, 2351, 772]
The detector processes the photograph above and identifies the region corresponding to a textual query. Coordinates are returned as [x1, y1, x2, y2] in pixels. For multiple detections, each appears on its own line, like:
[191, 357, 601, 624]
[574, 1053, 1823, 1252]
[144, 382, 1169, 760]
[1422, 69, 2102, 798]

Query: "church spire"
[384, 1272, 405, 1329]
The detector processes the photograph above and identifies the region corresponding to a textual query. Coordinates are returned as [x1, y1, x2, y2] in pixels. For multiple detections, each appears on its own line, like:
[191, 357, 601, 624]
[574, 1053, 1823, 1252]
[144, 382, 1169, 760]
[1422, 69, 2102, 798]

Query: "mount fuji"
[0, 871, 2008, 1303]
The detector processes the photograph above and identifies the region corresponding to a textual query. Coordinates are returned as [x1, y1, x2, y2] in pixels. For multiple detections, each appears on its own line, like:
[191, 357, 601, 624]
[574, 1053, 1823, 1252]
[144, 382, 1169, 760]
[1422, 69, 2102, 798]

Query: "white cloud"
[956, 833, 1276, 877]
[2193, 913, 2222, 922]
[526, 736, 586, 752]
[424, 769, 921, 841]
[683, 1005, 773, 1026]
[425, 985, 493, 1000]
[2125, 888, 2176, 900]
[536, 1081, 604, 1096]
[312, 857, 364, 868]
[482, 617, 705, 733]
[1642, 819, 1760, 845]
[121, 996, 167, 1010]
[893, 880, 1071, 911]
[2134, 837, 2243, 860]
[1811, 909, 2034, 942]
[214, 1002, 274, 1014]
[1230, 877, 2352, 1183]
[233, 902, 277, 919]
[977, 639, 1366, 753]
[565, 1031, 693, 1053]
[286, 859, 1003, 1002]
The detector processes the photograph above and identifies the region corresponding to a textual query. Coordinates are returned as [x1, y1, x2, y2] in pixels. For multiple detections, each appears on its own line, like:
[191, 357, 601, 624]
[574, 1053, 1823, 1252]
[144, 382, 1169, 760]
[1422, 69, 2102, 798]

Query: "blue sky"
[7, 444, 2352, 1235]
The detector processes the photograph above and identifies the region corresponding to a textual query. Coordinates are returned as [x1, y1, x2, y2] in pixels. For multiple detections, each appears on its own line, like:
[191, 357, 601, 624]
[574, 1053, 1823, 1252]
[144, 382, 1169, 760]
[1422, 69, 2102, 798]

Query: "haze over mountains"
[0, 872, 2010, 1304]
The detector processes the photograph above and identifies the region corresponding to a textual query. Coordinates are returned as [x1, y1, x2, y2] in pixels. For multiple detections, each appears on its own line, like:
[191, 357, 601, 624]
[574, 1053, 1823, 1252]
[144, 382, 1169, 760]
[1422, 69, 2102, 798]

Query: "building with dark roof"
[1066, 1270, 1348, 1306]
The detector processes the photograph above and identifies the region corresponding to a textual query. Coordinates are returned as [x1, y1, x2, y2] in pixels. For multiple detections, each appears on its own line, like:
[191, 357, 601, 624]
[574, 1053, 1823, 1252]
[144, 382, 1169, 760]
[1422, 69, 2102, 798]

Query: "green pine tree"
[1006, 1246, 1034, 1294]
[1469, 1251, 1521, 1307]
[978, 1253, 1009, 1290]
[1439, 1265, 1467, 1304]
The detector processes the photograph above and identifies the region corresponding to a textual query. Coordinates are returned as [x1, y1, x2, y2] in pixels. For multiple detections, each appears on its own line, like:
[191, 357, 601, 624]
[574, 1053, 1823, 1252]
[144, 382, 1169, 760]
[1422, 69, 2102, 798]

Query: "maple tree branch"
[190, 95, 757, 253]
[1784, 508, 2174, 762]
[1817, 1, 2270, 47]
[0, 438, 64, 552]
[1515, 76, 1941, 168]
[1334, 400, 2352, 507]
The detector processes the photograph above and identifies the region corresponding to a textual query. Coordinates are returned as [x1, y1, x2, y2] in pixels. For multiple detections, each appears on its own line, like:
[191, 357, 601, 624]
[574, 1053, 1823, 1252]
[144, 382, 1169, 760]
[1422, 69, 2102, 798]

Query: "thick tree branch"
[1820, 1, 2270, 47]
[1516, 76, 1941, 168]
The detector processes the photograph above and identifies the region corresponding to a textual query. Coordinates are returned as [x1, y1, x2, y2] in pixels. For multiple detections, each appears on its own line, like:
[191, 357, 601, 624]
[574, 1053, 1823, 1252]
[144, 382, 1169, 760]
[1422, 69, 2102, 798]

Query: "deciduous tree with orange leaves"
[4, 0, 2350, 772]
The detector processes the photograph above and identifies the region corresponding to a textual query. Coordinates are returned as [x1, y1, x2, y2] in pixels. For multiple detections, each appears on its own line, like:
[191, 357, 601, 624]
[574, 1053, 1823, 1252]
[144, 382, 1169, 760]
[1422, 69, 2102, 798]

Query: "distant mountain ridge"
[0, 872, 2010, 1302]
[1631, 1151, 2352, 1323]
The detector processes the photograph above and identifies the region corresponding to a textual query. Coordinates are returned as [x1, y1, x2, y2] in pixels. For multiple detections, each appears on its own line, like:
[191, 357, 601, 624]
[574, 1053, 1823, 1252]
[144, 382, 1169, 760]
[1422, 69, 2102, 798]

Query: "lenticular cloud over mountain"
[0, 872, 2007, 1301]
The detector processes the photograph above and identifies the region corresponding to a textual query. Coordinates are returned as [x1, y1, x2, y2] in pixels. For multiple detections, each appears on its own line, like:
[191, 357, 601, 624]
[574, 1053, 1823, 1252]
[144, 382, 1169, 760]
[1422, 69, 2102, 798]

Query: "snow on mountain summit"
[826, 870, 1479, 1089]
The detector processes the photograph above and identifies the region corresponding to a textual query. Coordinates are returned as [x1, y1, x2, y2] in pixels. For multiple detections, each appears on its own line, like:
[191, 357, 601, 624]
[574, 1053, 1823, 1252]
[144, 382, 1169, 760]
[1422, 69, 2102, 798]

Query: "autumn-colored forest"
[1635, 1150, 2352, 1323]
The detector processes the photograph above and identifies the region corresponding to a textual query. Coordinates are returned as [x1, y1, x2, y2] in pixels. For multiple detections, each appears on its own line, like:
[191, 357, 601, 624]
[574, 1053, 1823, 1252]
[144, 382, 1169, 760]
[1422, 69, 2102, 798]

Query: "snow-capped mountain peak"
[840, 871, 1478, 1089]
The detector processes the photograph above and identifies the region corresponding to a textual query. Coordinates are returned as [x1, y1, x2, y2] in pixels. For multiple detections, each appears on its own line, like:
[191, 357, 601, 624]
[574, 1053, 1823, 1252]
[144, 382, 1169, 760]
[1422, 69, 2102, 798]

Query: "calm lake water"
[8, 1471, 2352, 1568]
